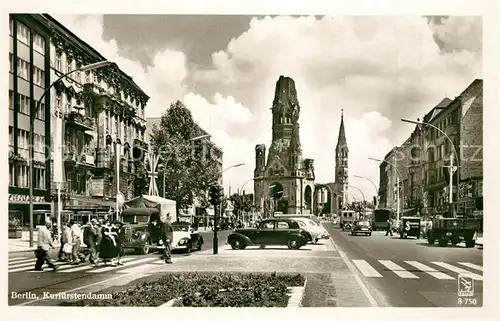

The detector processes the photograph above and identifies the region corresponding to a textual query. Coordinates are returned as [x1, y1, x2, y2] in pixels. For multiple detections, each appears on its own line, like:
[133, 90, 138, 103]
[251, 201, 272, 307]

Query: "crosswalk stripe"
[379, 260, 419, 279]
[9, 257, 33, 263]
[87, 257, 156, 274]
[60, 257, 137, 273]
[9, 260, 38, 268]
[115, 258, 159, 274]
[352, 260, 383, 277]
[11, 261, 66, 273]
[404, 261, 455, 280]
[457, 262, 483, 272]
[431, 262, 483, 281]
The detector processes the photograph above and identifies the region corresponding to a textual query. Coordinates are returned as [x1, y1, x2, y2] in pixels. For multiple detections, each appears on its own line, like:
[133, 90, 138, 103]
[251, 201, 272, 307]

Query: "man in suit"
[161, 213, 174, 264]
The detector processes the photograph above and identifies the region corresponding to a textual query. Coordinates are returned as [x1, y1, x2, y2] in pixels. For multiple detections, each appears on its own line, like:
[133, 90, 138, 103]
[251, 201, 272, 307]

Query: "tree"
[150, 100, 220, 217]
[229, 193, 253, 219]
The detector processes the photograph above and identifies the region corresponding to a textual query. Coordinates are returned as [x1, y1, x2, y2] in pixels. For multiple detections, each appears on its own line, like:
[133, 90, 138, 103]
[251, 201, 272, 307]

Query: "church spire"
[336, 109, 348, 150]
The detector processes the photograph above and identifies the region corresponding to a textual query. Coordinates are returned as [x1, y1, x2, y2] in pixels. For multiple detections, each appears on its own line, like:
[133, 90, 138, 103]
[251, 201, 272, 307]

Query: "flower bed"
[61, 272, 305, 307]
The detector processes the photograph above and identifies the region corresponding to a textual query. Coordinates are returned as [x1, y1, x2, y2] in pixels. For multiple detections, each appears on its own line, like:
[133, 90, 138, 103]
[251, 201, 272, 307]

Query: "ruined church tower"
[253, 76, 315, 216]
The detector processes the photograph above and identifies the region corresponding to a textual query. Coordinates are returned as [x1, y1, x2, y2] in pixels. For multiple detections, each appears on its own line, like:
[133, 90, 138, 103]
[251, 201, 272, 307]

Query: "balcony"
[133, 138, 148, 151]
[65, 111, 96, 132]
[76, 154, 96, 167]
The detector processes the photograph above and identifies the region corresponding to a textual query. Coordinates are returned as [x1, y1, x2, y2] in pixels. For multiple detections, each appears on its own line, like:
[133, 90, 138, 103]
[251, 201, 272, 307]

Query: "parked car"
[293, 218, 329, 243]
[226, 218, 311, 250]
[351, 221, 372, 236]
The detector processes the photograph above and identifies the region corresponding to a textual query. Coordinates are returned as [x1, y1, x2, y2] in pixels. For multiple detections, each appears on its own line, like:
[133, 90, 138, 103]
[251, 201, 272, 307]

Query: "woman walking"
[98, 220, 119, 266]
[112, 221, 124, 266]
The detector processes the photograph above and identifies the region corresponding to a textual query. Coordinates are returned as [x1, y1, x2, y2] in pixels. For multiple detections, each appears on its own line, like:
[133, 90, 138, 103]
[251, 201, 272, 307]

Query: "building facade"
[8, 14, 150, 228]
[253, 76, 315, 216]
[9, 15, 53, 227]
[378, 79, 483, 218]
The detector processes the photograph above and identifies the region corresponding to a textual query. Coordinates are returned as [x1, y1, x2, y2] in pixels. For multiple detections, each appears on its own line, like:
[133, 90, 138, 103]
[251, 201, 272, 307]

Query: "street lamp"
[369, 157, 404, 221]
[349, 185, 366, 217]
[354, 175, 379, 209]
[213, 162, 246, 254]
[401, 118, 459, 213]
[28, 60, 113, 247]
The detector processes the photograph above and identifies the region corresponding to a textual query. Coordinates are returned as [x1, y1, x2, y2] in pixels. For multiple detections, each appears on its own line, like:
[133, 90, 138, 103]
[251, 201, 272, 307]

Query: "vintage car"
[351, 221, 372, 236]
[168, 222, 204, 253]
[399, 216, 422, 239]
[119, 208, 163, 254]
[293, 217, 329, 243]
[226, 218, 311, 250]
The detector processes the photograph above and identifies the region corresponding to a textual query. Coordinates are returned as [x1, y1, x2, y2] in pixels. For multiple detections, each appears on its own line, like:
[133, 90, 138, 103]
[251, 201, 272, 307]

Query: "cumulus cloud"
[56, 14, 482, 202]
[193, 15, 481, 199]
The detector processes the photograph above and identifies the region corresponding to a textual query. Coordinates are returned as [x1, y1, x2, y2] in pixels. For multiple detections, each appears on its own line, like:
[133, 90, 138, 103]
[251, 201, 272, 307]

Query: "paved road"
[323, 222, 483, 307]
[8, 230, 231, 306]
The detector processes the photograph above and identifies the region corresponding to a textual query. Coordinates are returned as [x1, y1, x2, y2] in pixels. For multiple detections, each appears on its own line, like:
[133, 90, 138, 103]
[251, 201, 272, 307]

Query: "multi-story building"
[378, 79, 483, 218]
[145, 117, 223, 221]
[8, 14, 150, 228]
[9, 15, 53, 227]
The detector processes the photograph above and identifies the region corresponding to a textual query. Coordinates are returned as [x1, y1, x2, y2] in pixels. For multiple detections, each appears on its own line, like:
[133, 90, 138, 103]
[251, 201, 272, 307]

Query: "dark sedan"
[351, 221, 372, 236]
[226, 218, 311, 250]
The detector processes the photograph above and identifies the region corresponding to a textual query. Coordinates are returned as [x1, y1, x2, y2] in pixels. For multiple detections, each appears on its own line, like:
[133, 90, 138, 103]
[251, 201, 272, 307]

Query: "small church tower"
[335, 109, 349, 209]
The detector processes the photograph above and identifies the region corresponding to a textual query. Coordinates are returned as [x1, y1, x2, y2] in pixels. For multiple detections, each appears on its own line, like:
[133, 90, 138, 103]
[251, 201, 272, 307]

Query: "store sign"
[9, 194, 45, 203]
[90, 179, 105, 197]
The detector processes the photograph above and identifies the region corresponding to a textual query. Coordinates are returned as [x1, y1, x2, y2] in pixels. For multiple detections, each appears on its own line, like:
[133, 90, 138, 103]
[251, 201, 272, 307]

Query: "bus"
[339, 210, 357, 230]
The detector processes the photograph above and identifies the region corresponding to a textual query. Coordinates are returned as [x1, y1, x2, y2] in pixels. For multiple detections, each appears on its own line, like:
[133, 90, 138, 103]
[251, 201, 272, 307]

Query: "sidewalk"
[9, 238, 61, 253]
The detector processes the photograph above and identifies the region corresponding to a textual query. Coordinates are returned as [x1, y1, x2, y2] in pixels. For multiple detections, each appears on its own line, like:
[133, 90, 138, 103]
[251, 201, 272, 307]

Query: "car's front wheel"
[230, 239, 246, 250]
[287, 238, 302, 250]
[139, 241, 150, 255]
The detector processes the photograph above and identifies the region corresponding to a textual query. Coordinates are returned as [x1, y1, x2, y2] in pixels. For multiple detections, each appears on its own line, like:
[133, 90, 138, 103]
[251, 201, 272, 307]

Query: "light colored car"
[294, 218, 329, 243]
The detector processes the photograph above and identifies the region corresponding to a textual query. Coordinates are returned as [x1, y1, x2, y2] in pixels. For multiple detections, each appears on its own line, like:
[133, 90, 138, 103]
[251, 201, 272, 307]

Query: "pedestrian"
[95, 219, 103, 257]
[99, 219, 119, 266]
[385, 218, 393, 236]
[84, 219, 99, 266]
[161, 213, 174, 264]
[112, 220, 124, 266]
[69, 220, 83, 264]
[58, 221, 68, 261]
[35, 220, 57, 271]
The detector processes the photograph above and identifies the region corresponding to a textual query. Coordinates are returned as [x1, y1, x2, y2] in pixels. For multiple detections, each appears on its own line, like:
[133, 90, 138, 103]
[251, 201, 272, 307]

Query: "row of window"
[9, 91, 46, 120]
[428, 110, 460, 140]
[9, 163, 46, 189]
[10, 20, 46, 54]
[11, 128, 46, 154]
[9, 54, 46, 87]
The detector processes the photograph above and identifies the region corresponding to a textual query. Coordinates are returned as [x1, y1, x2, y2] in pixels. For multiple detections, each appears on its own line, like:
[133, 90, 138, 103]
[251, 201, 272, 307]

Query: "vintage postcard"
[3, 1, 498, 321]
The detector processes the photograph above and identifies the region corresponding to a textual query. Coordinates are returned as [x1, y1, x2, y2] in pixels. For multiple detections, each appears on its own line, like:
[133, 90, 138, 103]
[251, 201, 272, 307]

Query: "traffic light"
[209, 185, 224, 206]
[216, 185, 224, 205]
[209, 185, 218, 206]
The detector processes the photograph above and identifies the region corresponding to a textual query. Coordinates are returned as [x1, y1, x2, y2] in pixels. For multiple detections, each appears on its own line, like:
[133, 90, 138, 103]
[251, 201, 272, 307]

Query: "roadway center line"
[328, 238, 379, 307]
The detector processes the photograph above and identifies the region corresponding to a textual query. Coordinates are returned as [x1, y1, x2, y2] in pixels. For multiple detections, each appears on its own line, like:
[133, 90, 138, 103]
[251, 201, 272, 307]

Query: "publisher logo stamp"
[458, 275, 474, 297]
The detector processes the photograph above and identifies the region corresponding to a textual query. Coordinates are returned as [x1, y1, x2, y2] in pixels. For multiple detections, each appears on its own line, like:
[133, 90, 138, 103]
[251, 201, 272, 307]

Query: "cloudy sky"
[52, 14, 482, 201]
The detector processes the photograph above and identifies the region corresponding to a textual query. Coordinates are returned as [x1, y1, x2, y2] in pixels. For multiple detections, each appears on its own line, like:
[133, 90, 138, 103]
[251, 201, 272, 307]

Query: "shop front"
[8, 194, 52, 239]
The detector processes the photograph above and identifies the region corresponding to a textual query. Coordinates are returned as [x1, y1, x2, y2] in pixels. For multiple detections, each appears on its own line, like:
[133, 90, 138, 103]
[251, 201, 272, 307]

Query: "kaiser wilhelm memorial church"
[253, 76, 349, 217]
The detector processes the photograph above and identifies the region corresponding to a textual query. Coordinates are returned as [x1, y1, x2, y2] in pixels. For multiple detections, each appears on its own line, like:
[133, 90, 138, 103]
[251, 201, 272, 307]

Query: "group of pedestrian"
[50, 218, 124, 269]
[34, 212, 174, 271]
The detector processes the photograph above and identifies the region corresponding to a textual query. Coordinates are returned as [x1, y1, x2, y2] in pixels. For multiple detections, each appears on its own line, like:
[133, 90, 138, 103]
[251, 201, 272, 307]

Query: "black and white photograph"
[3, 3, 498, 318]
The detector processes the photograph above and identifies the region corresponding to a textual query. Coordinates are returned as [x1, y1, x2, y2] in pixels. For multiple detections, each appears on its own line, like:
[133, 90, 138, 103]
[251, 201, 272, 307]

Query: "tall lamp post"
[354, 175, 379, 209]
[348, 185, 366, 218]
[369, 157, 404, 221]
[213, 162, 245, 254]
[29, 61, 112, 247]
[401, 118, 459, 216]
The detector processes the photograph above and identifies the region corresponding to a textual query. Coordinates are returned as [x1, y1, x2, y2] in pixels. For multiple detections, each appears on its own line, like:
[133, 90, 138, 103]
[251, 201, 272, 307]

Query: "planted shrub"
[61, 272, 304, 307]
